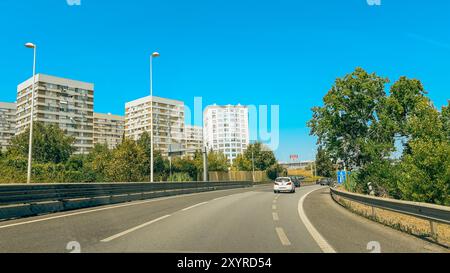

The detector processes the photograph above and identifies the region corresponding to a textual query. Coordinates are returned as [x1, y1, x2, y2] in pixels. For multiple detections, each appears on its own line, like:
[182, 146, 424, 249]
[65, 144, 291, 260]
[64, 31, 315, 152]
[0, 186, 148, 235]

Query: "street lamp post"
[167, 118, 172, 181]
[25, 42, 37, 184]
[314, 161, 317, 177]
[311, 148, 317, 179]
[203, 146, 208, 182]
[150, 52, 160, 183]
[201, 121, 208, 182]
[251, 148, 255, 183]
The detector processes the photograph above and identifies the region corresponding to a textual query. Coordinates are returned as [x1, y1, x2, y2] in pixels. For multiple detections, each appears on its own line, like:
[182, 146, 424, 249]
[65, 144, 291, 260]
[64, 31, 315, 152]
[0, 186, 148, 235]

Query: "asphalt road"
[0, 184, 447, 253]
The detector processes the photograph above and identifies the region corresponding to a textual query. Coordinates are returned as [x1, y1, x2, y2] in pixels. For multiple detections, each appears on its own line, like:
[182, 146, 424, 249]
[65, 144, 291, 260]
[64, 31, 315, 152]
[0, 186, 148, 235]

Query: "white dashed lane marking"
[101, 215, 171, 242]
[275, 227, 291, 246]
[272, 212, 279, 221]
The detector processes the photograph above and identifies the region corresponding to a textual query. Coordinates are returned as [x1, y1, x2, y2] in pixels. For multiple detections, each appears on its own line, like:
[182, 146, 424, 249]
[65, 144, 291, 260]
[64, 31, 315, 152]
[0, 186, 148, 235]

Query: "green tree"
[0, 155, 27, 183]
[233, 154, 252, 171]
[106, 139, 146, 182]
[308, 68, 389, 169]
[266, 164, 286, 180]
[137, 132, 151, 154]
[397, 139, 449, 205]
[154, 151, 168, 181]
[384, 77, 427, 137]
[357, 78, 434, 196]
[85, 143, 112, 182]
[315, 147, 335, 178]
[207, 150, 229, 172]
[233, 142, 277, 171]
[137, 132, 168, 179]
[65, 154, 85, 172]
[394, 99, 449, 204]
[7, 122, 75, 164]
[405, 97, 444, 142]
[308, 69, 436, 196]
[171, 157, 197, 181]
[440, 101, 450, 140]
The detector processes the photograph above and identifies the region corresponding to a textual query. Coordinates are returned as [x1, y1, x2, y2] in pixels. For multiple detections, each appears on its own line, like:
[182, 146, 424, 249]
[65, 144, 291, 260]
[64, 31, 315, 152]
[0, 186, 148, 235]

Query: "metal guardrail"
[330, 187, 450, 225]
[0, 181, 253, 206]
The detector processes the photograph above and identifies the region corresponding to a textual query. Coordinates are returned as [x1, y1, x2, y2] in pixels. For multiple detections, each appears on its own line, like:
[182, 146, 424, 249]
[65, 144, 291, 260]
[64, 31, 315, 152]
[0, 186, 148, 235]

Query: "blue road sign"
[337, 170, 347, 184]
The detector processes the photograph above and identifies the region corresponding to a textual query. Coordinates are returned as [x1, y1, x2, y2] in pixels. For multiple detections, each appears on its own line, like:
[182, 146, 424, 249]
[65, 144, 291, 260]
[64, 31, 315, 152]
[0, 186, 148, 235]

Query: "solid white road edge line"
[101, 215, 171, 242]
[298, 188, 337, 253]
[275, 227, 291, 246]
[181, 202, 208, 211]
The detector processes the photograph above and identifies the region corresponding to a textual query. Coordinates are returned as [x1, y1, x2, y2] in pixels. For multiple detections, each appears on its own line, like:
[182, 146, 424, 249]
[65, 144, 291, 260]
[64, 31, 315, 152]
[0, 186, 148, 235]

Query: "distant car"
[290, 176, 301, 187]
[318, 178, 333, 186]
[274, 177, 296, 193]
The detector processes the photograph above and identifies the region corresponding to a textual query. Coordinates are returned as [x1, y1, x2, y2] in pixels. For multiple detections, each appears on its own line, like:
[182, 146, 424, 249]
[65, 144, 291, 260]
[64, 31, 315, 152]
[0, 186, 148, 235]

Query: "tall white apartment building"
[93, 112, 125, 150]
[16, 74, 94, 154]
[0, 102, 16, 152]
[125, 96, 185, 156]
[203, 104, 249, 164]
[184, 125, 203, 157]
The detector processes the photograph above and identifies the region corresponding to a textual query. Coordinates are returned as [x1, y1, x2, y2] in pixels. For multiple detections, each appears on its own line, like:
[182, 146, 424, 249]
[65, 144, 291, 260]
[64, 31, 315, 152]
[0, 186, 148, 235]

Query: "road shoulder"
[303, 187, 448, 253]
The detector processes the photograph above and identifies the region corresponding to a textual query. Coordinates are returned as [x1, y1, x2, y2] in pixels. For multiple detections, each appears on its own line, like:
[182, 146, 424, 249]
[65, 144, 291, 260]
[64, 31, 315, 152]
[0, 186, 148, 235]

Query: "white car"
[274, 177, 296, 193]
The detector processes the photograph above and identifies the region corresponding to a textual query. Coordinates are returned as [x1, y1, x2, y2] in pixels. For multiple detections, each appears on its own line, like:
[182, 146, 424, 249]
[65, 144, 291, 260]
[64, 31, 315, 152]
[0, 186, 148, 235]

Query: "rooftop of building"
[17, 74, 94, 91]
[94, 112, 125, 120]
[204, 104, 248, 113]
[125, 95, 184, 108]
[0, 102, 17, 109]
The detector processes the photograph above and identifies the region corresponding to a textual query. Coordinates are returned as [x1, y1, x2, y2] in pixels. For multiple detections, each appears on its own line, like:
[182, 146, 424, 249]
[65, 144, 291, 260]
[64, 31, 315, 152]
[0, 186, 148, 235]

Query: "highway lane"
[86, 185, 322, 253]
[303, 188, 448, 253]
[0, 184, 447, 253]
[0, 186, 267, 253]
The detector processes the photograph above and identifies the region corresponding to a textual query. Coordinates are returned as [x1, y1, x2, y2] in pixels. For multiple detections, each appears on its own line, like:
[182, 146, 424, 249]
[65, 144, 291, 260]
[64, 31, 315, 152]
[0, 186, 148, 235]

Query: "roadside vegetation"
[0, 123, 285, 183]
[232, 142, 287, 180]
[309, 67, 449, 206]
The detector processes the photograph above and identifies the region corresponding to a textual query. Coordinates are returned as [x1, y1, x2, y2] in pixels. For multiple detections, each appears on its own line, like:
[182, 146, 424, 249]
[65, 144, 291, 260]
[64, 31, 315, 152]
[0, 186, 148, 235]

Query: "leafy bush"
[168, 172, 193, 182]
[266, 164, 286, 180]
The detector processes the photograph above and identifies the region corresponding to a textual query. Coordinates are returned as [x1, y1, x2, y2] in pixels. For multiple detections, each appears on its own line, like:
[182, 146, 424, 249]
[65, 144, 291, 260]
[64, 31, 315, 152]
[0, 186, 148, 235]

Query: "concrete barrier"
[30, 201, 64, 215]
[0, 204, 33, 220]
[62, 198, 92, 211]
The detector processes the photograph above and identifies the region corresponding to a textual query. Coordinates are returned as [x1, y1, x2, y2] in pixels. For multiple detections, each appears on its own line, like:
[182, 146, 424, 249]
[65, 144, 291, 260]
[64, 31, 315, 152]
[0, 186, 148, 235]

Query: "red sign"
[290, 155, 299, 161]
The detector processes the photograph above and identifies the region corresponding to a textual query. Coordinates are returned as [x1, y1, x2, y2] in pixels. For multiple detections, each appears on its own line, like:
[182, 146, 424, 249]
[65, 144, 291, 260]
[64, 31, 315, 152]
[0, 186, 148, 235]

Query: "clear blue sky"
[0, 0, 449, 161]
